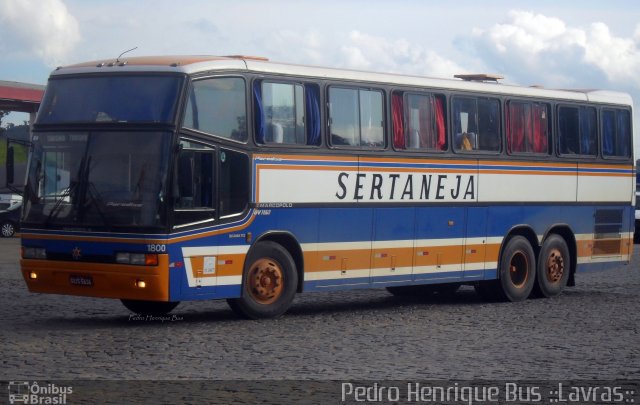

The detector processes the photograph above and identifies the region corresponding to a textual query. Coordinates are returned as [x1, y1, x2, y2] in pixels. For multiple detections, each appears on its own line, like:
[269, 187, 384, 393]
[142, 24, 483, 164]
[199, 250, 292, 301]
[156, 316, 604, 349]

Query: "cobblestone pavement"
[1, 237, 638, 386]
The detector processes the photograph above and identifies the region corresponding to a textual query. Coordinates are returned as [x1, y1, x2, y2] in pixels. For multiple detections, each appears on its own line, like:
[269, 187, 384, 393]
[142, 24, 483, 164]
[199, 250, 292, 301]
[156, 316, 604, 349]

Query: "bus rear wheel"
[535, 234, 570, 297]
[227, 241, 298, 319]
[121, 299, 180, 316]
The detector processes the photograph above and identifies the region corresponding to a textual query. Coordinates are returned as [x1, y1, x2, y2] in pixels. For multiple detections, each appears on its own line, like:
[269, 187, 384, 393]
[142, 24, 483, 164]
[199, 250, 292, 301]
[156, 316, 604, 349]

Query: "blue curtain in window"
[617, 110, 630, 157]
[253, 82, 265, 143]
[602, 111, 615, 156]
[579, 107, 595, 155]
[305, 84, 321, 145]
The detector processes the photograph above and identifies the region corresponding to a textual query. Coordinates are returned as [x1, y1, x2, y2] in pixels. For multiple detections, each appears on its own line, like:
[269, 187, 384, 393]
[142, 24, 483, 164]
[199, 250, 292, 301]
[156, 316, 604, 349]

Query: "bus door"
[462, 207, 489, 280]
[413, 207, 465, 283]
[371, 207, 415, 286]
[173, 140, 218, 295]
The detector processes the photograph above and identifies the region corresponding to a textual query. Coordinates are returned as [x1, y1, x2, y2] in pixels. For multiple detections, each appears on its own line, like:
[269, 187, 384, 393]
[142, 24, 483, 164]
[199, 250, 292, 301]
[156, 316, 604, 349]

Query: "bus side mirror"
[4, 138, 30, 192]
[6, 145, 14, 185]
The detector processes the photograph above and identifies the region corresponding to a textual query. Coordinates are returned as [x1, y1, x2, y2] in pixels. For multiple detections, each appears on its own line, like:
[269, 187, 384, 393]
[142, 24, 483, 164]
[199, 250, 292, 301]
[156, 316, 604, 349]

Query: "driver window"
[173, 140, 215, 227]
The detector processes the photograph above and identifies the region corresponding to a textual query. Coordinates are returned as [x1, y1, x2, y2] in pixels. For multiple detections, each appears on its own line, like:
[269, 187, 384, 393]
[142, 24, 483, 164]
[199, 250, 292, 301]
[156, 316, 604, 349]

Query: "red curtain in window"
[508, 103, 525, 153]
[532, 104, 547, 153]
[435, 97, 445, 150]
[418, 96, 432, 148]
[392, 93, 404, 149]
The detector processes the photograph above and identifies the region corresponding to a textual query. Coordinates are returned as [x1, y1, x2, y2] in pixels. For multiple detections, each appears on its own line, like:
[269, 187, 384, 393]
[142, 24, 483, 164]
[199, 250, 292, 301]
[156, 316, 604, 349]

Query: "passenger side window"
[506, 101, 550, 154]
[452, 96, 500, 152]
[254, 81, 321, 146]
[602, 109, 631, 158]
[558, 106, 596, 156]
[393, 92, 447, 151]
[183, 77, 247, 142]
[257, 82, 305, 144]
[328, 87, 384, 148]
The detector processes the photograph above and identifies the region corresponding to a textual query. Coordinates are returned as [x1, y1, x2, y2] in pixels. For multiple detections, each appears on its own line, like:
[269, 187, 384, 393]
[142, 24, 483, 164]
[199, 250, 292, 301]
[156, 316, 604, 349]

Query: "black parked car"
[0, 202, 21, 238]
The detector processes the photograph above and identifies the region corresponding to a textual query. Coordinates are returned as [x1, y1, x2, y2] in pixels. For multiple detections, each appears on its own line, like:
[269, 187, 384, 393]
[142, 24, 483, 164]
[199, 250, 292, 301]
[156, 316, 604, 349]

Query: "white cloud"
[253, 29, 466, 80]
[0, 0, 80, 66]
[255, 30, 327, 66]
[470, 10, 640, 89]
[338, 30, 466, 78]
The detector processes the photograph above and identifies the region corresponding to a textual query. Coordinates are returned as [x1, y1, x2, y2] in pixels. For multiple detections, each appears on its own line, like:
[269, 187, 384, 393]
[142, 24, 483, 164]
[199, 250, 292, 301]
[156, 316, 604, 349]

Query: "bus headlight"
[22, 247, 47, 259]
[116, 252, 158, 266]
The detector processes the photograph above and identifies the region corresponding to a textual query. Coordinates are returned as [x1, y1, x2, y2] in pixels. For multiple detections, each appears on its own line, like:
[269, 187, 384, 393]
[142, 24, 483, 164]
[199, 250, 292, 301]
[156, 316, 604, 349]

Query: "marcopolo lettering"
[335, 172, 476, 202]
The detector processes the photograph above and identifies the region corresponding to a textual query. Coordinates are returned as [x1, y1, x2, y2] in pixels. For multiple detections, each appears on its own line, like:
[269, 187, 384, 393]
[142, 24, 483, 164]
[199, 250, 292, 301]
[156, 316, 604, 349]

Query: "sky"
[1, 0, 639, 158]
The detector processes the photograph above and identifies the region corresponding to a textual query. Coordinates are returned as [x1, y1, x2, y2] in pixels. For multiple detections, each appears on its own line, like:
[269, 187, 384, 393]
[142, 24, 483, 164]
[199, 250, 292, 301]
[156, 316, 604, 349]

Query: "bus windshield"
[22, 131, 172, 231]
[37, 75, 183, 124]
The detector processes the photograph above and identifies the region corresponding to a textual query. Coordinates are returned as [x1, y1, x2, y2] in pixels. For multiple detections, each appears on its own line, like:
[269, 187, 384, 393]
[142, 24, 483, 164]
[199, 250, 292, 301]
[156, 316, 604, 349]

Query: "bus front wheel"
[535, 234, 570, 297]
[227, 241, 298, 319]
[121, 299, 180, 316]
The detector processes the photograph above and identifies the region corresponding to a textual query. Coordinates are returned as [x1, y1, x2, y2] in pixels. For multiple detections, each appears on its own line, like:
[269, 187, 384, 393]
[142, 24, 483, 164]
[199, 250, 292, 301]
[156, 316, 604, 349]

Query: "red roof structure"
[0, 80, 45, 113]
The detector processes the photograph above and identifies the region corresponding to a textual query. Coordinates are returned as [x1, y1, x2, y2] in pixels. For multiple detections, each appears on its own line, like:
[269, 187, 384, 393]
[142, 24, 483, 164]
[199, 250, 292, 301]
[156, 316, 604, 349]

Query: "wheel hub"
[546, 248, 564, 283]
[508, 251, 529, 288]
[248, 259, 283, 305]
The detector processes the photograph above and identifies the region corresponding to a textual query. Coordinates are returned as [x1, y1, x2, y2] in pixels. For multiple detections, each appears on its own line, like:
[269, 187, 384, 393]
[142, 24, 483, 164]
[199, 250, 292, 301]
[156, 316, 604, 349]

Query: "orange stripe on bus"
[479, 170, 577, 175]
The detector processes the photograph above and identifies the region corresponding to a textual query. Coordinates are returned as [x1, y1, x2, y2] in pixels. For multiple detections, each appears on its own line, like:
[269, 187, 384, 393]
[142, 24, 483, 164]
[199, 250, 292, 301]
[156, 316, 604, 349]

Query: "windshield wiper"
[82, 180, 112, 231]
[75, 156, 112, 230]
[43, 156, 87, 227]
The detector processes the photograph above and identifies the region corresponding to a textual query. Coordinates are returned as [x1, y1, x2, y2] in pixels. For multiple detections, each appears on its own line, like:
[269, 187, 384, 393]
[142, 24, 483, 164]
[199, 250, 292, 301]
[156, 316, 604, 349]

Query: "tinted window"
[558, 106, 596, 156]
[259, 82, 305, 144]
[38, 76, 182, 124]
[602, 109, 631, 158]
[184, 77, 247, 142]
[452, 96, 500, 152]
[23, 131, 172, 230]
[329, 87, 384, 147]
[219, 149, 249, 217]
[173, 141, 215, 226]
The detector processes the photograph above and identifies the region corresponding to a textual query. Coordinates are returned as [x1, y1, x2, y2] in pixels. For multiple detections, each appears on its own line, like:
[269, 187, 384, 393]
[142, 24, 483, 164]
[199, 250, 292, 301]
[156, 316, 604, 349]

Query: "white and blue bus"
[14, 55, 635, 318]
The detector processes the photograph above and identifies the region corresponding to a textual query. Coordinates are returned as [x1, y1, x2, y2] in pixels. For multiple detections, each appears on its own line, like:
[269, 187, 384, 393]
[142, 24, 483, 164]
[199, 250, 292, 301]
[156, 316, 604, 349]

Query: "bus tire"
[121, 299, 180, 316]
[497, 236, 536, 302]
[227, 241, 298, 319]
[535, 234, 570, 298]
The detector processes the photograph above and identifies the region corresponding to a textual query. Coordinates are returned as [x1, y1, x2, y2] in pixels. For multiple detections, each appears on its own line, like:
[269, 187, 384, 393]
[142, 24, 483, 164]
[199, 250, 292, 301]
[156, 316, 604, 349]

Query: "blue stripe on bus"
[304, 269, 493, 292]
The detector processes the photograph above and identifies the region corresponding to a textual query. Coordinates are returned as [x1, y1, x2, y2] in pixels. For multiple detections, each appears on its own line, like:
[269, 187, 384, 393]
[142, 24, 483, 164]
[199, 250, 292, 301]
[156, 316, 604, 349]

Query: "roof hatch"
[454, 73, 504, 83]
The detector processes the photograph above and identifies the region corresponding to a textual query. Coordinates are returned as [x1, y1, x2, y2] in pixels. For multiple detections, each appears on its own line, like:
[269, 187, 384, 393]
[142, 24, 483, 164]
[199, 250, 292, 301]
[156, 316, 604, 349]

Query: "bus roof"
[52, 55, 633, 106]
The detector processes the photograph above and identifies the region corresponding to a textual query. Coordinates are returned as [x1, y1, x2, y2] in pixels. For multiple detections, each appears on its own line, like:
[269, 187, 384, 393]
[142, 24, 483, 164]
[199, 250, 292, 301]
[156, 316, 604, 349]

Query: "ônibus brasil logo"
[8, 381, 72, 404]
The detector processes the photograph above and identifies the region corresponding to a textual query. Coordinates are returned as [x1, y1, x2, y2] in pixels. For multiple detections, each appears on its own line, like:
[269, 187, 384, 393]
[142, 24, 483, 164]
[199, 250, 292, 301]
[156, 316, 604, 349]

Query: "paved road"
[1, 237, 638, 402]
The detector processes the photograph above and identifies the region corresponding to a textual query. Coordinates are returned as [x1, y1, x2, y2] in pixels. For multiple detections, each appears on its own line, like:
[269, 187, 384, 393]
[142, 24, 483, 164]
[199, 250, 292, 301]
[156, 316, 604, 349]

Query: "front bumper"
[21, 254, 170, 301]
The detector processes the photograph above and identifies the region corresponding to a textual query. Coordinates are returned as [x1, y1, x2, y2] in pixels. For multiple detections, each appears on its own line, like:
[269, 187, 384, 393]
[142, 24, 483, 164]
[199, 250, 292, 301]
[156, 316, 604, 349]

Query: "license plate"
[69, 275, 93, 287]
